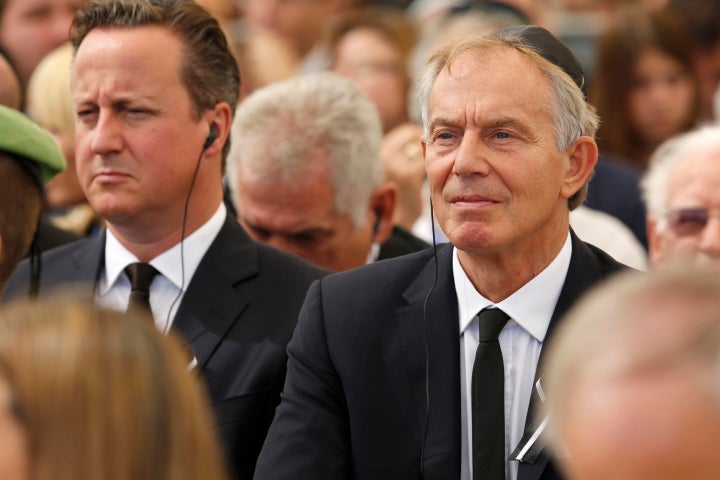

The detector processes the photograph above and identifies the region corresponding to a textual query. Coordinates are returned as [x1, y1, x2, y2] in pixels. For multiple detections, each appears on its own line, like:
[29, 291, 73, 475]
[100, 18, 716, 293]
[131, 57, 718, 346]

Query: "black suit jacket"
[378, 226, 431, 260]
[254, 232, 626, 480]
[585, 155, 647, 249]
[4, 215, 328, 480]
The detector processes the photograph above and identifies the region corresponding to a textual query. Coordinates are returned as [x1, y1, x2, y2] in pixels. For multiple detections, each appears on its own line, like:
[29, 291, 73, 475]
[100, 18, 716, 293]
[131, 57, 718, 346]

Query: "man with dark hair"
[3, 1, 326, 478]
[255, 26, 626, 480]
[0, 105, 66, 293]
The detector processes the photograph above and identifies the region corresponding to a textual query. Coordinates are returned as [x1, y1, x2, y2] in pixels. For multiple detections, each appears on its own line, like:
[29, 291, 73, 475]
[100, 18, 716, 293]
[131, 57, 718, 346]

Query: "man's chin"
[90, 201, 137, 225]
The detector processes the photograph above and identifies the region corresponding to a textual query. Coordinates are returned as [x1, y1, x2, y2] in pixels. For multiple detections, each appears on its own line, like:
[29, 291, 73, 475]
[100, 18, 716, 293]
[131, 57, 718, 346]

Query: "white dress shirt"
[456, 233, 571, 480]
[96, 202, 226, 332]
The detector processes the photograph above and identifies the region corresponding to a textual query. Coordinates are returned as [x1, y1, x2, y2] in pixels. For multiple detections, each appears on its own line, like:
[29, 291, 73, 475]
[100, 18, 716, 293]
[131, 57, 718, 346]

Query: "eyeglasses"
[664, 207, 720, 237]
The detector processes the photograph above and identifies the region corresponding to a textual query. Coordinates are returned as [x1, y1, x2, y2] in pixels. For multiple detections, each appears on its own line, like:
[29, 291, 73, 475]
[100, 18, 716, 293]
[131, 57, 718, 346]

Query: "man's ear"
[560, 136, 598, 200]
[202, 102, 233, 157]
[369, 182, 397, 244]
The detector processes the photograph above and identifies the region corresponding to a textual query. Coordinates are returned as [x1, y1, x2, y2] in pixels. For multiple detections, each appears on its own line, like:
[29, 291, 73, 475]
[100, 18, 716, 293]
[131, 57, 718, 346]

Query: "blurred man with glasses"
[641, 125, 720, 266]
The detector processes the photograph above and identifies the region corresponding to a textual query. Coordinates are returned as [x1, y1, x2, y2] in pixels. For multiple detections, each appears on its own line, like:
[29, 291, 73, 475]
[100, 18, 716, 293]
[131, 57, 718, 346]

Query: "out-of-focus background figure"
[227, 72, 428, 272]
[0, 105, 65, 294]
[0, 0, 85, 105]
[641, 125, 720, 267]
[591, 6, 700, 170]
[329, 7, 417, 134]
[666, 0, 720, 123]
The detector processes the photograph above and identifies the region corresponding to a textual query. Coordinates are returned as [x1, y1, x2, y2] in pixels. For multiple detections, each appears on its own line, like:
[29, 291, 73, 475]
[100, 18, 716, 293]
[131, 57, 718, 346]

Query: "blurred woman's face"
[332, 27, 408, 133]
[0, 379, 28, 480]
[628, 47, 697, 146]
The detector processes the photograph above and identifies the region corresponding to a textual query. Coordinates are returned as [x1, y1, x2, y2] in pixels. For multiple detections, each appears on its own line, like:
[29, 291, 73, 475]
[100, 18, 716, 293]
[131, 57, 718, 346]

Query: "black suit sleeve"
[254, 279, 353, 479]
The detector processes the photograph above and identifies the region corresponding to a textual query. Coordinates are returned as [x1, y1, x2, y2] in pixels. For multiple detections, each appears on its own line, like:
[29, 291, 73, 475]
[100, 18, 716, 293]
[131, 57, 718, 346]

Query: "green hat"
[0, 105, 66, 185]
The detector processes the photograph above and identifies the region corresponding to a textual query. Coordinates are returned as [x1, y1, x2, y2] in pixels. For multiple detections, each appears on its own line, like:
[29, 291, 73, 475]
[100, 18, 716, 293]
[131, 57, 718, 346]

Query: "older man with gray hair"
[640, 125, 720, 266]
[227, 72, 428, 272]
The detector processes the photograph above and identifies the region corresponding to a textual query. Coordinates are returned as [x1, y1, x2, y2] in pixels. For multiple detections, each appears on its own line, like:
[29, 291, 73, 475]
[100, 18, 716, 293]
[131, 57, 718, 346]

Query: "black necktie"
[472, 307, 509, 480]
[125, 262, 158, 316]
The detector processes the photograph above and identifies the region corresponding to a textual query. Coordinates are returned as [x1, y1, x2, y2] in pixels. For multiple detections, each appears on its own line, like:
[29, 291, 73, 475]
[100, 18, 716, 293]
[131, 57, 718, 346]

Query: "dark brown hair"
[0, 154, 41, 293]
[328, 7, 417, 69]
[591, 6, 700, 168]
[70, 0, 240, 157]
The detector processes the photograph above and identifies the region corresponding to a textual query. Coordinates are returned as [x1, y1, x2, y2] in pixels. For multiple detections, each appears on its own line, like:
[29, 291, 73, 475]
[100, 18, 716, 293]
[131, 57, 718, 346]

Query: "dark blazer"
[378, 226, 431, 260]
[254, 232, 627, 480]
[4, 215, 328, 480]
[585, 155, 647, 249]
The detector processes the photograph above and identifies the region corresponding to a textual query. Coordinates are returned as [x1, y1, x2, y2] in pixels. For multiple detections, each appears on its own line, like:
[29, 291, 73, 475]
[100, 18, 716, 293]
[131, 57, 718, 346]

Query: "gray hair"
[415, 31, 599, 210]
[541, 263, 720, 453]
[641, 125, 720, 231]
[227, 72, 384, 227]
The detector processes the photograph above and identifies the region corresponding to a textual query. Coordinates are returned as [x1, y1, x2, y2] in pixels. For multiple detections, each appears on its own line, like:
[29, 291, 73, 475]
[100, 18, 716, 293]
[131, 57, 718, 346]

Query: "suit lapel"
[518, 231, 606, 480]
[396, 244, 461, 479]
[171, 218, 257, 368]
[64, 233, 106, 298]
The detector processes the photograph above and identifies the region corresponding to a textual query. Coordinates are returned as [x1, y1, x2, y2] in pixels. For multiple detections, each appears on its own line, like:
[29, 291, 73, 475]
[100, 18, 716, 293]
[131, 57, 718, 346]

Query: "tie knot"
[477, 308, 509, 342]
[125, 262, 158, 293]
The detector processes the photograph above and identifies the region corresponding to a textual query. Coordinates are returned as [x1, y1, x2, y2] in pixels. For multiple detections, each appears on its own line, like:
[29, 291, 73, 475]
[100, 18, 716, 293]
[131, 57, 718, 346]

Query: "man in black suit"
[226, 72, 428, 272]
[254, 26, 626, 480]
[2, 1, 326, 478]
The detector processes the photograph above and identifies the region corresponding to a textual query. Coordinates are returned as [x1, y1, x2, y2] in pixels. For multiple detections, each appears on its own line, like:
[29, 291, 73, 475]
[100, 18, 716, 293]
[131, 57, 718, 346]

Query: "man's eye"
[76, 109, 98, 120]
[127, 108, 150, 116]
[290, 232, 323, 244]
[495, 132, 510, 139]
[666, 208, 709, 236]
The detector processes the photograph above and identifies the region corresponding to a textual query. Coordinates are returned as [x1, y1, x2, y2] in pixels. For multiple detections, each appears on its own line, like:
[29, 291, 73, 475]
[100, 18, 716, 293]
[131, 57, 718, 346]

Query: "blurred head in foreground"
[0, 297, 228, 480]
[542, 264, 720, 480]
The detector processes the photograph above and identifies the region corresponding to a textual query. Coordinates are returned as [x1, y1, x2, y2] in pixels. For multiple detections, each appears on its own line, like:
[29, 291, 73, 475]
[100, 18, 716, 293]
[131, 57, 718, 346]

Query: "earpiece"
[203, 124, 218, 149]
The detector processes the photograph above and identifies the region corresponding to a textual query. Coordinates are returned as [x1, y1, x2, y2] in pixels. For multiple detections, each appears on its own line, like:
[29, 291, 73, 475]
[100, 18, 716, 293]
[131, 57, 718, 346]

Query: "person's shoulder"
[379, 226, 432, 260]
[324, 243, 444, 290]
[213, 216, 328, 280]
[255, 241, 330, 280]
[3, 237, 98, 302]
[577, 236, 635, 274]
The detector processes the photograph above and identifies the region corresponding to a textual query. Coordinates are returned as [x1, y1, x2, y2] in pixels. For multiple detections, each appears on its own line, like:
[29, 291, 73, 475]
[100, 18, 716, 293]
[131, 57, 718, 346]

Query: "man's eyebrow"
[242, 217, 332, 237]
[428, 116, 459, 133]
[486, 116, 536, 139]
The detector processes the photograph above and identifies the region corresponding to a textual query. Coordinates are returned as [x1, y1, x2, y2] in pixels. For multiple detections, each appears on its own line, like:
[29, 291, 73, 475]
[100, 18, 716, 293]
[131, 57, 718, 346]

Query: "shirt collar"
[454, 232, 572, 342]
[100, 202, 226, 294]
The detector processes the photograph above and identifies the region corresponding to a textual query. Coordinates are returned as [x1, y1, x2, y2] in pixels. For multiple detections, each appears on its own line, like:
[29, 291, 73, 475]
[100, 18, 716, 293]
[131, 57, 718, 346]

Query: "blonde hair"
[0, 297, 228, 480]
[26, 43, 75, 137]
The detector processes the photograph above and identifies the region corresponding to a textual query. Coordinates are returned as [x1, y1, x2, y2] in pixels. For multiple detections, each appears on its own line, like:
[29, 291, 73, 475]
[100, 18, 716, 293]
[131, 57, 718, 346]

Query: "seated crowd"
[0, 0, 718, 479]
